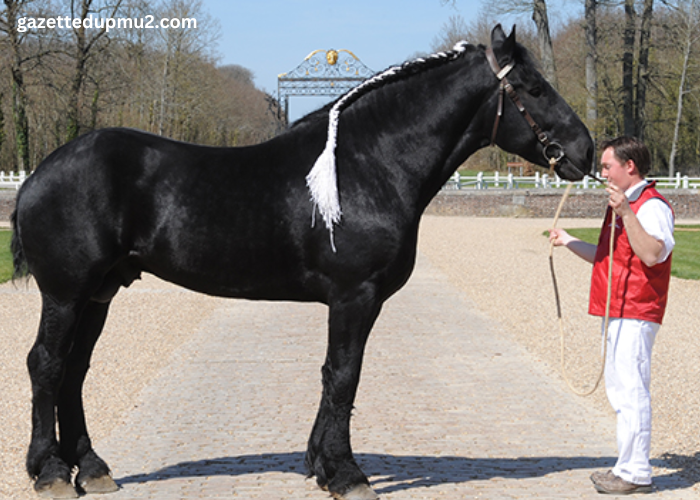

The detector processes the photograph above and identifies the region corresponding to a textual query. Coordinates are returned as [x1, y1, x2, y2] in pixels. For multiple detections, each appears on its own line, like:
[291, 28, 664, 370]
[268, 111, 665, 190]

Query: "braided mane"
[306, 40, 475, 251]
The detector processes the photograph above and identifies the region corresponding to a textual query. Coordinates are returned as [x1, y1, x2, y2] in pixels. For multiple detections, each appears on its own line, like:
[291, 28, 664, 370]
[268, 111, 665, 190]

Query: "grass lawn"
[567, 225, 700, 281]
[0, 230, 13, 283]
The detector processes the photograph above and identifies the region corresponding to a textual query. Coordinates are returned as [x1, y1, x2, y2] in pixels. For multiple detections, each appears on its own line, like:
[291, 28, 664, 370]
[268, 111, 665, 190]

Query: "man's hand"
[607, 182, 665, 267]
[606, 183, 634, 218]
[549, 228, 597, 264]
[549, 228, 573, 247]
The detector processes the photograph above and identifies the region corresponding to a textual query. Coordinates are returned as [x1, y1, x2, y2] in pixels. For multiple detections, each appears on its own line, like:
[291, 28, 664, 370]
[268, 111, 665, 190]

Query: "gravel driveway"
[417, 216, 700, 485]
[1, 215, 698, 498]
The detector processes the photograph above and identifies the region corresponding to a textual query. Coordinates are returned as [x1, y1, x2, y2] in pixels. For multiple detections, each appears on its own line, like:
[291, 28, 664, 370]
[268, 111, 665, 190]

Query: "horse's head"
[486, 25, 594, 181]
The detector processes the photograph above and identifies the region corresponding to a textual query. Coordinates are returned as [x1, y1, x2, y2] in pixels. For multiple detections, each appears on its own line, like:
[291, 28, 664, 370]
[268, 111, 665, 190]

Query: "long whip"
[549, 182, 615, 397]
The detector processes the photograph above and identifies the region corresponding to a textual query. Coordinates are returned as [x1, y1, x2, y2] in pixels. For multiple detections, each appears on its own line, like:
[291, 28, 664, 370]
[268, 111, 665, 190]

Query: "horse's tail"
[10, 207, 29, 280]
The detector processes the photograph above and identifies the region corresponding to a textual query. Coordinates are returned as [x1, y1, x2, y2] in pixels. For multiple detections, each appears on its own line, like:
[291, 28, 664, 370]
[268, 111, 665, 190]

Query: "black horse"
[12, 26, 593, 500]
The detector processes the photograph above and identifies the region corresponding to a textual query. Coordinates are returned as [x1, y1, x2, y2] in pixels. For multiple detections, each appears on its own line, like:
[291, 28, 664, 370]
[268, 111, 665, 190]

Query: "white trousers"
[604, 317, 658, 485]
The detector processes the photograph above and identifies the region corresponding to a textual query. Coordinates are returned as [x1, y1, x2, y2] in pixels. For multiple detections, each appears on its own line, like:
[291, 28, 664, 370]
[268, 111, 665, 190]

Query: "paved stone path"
[96, 254, 697, 499]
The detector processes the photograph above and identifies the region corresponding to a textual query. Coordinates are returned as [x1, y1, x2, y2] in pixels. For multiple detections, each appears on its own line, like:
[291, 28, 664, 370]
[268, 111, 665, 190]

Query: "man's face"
[600, 147, 633, 190]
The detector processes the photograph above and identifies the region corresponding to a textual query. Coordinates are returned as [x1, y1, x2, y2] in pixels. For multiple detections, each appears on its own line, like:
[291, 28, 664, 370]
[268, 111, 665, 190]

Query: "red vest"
[588, 183, 673, 324]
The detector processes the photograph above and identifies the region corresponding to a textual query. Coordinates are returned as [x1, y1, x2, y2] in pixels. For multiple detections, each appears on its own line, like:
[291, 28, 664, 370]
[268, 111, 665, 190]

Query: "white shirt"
[625, 180, 675, 264]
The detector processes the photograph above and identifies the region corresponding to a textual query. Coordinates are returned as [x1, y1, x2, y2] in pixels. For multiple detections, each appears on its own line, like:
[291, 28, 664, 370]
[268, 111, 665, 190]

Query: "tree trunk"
[89, 86, 99, 131]
[635, 0, 654, 140]
[532, 0, 558, 89]
[66, 55, 87, 141]
[584, 0, 598, 139]
[668, 0, 699, 176]
[668, 39, 689, 177]
[66, 0, 90, 141]
[158, 49, 171, 136]
[0, 92, 5, 155]
[65, 0, 122, 141]
[11, 71, 30, 172]
[4, 0, 30, 171]
[622, 0, 636, 136]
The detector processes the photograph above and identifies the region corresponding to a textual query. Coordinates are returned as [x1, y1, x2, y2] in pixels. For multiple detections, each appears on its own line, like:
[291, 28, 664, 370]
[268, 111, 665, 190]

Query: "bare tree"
[532, 0, 558, 88]
[432, 14, 470, 50]
[1, 0, 31, 170]
[0, 0, 278, 170]
[622, 0, 636, 135]
[64, 0, 124, 141]
[635, 0, 654, 139]
[585, 0, 598, 137]
[1, 0, 59, 170]
[668, 0, 700, 176]
[0, 91, 5, 156]
[621, 0, 655, 138]
[155, 0, 220, 139]
[483, 0, 559, 87]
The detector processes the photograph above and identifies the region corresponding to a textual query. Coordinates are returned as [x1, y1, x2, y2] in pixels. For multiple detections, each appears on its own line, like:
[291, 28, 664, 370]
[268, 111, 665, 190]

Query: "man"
[549, 136, 674, 495]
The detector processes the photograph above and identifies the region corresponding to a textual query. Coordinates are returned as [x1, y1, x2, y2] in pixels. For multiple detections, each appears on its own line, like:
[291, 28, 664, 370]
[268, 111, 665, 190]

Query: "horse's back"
[15, 128, 324, 301]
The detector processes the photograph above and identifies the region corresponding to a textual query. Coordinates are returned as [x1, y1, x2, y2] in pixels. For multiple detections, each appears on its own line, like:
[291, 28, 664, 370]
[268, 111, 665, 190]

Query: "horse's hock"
[2, 188, 700, 222]
[426, 189, 700, 219]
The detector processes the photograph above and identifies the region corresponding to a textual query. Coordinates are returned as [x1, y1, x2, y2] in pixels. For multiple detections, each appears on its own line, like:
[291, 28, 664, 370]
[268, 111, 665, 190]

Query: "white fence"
[443, 171, 700, 190]
[0, 171, 27, 189]
[2, 170, 700, 191]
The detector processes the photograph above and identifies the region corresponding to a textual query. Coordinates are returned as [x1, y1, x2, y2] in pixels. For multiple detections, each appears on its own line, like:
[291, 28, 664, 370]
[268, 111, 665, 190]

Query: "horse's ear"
[507, 25, 517, 50]
[491, 24, 506, 45]
[491, 24, 516, 62]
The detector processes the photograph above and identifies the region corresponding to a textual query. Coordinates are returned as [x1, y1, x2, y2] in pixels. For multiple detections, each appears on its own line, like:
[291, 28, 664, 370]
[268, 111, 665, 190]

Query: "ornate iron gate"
[278, 49, 374, 125]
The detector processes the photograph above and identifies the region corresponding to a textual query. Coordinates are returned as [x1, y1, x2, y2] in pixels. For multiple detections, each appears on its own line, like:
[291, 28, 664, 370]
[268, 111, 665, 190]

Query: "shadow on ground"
[114, 452, 696, 494]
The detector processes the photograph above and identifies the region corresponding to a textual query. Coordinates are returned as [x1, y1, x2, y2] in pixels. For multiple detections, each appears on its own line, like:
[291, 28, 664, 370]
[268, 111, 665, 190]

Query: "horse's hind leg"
[26, 295, 84, 498]
[306, 285, 383, 500]
[57, 300, 119, 495]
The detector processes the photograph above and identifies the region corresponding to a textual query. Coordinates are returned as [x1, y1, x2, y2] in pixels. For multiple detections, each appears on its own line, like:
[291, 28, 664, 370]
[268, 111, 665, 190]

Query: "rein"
[549, 184, 615, 396]
[485, 45, 613, 395]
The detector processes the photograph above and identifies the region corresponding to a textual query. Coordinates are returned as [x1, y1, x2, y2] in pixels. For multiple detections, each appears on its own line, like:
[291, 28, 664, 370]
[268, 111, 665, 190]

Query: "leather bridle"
[485, 47, 566, 168]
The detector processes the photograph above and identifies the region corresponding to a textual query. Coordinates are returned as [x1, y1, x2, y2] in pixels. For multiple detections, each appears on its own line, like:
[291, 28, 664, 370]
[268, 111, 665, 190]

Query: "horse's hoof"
[35, 478, 78, 499]
[79, 474, 120, 494]
[332, 484, 379, 500]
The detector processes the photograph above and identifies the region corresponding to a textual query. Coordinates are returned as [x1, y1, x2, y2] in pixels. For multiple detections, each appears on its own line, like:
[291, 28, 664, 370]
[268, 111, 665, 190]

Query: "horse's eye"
[529, 86, 543, 97]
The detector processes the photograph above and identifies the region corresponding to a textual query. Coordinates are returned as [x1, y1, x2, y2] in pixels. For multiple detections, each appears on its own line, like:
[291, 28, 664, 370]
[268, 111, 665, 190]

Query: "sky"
[202, 0, 577, 122]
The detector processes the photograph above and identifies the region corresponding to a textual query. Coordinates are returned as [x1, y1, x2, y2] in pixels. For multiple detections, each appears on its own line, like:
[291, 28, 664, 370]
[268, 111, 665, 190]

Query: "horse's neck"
[342, 55, 493, 202]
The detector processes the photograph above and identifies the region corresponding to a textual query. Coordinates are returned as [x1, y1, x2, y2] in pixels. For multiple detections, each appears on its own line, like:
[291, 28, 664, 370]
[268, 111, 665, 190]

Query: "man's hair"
[600, 136, 651, 176]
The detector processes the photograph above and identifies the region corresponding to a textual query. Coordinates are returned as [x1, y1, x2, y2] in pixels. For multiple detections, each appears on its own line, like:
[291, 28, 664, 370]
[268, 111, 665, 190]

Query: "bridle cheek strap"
[485, 47, 557, 156]
[486, 48, 511, 147]
[490, 80, 505, 148]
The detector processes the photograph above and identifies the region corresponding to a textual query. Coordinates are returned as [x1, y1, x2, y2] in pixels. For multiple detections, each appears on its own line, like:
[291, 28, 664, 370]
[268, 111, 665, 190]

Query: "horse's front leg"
[306, 285, 383, 500]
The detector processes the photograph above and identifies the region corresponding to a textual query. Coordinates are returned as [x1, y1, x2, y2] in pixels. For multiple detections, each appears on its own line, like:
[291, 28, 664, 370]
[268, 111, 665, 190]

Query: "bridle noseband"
[485, 47, 565, 167]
